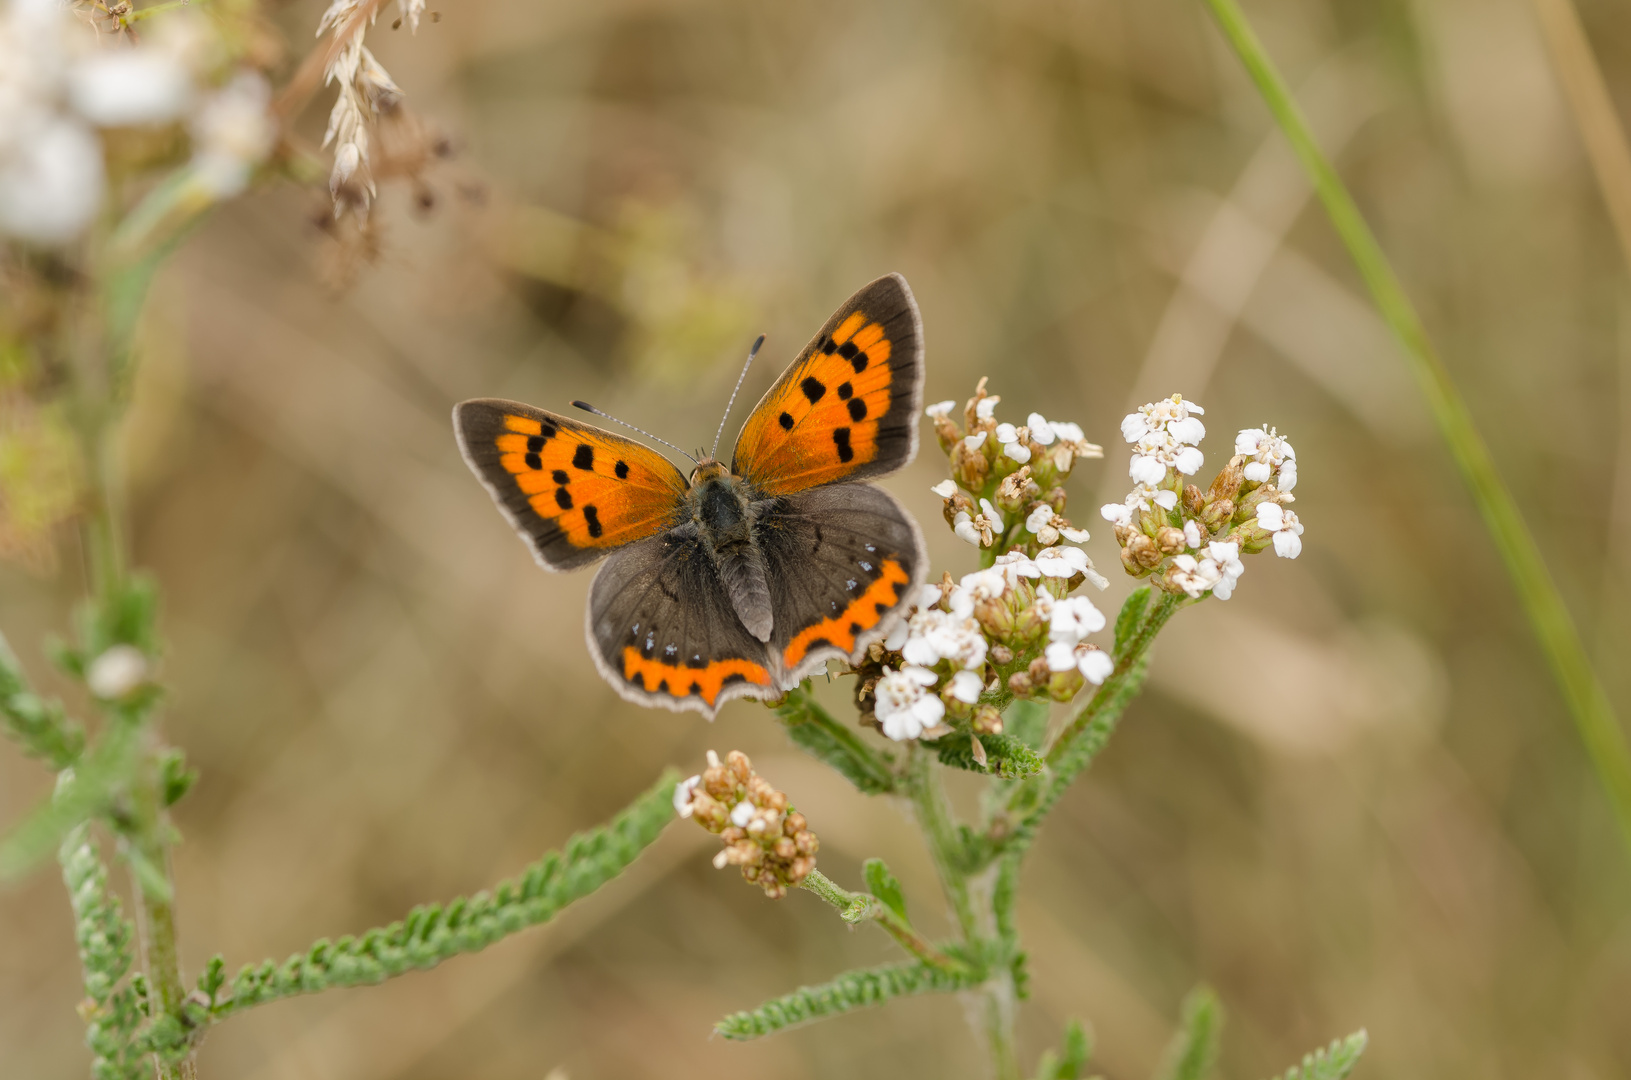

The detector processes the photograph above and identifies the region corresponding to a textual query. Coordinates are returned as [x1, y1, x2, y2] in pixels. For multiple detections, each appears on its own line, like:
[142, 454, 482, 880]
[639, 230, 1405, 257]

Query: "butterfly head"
[688, 458, 732, 487]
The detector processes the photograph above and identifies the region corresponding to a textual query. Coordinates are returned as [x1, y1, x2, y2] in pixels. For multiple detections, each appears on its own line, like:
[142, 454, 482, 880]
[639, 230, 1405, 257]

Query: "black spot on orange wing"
[731, 274, 924, 496]
[453, 399, 687, 571]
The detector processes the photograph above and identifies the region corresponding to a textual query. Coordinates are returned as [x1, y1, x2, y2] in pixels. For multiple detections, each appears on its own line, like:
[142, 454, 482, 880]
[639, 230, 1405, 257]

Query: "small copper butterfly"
[454, 274, 929, 716]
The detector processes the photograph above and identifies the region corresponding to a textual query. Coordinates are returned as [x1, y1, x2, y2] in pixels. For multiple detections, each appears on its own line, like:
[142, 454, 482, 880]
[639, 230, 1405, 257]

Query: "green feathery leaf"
[715, 960, 980, 1040]
[1114, 587, 1153, 660]
[0, 630, 84, 770]
[206, 769, 679, 1019]
[1033, 1019, 1093, 1079]
[1, 720, 142, 879]
[930, 730, 1044, 780]
[775, 686, 896, 794]
[1264, 1031, 1368, 1080]
[1155, 986, 1223, 1080]
[59, 823, 148, 1080]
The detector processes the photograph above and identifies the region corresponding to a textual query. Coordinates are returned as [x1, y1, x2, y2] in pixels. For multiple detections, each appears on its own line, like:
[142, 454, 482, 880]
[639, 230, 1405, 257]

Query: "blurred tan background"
[6, 0, 1631, 1076]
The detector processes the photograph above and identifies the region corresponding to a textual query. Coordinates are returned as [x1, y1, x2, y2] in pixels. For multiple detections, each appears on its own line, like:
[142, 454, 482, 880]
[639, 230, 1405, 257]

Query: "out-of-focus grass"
[3, 0, 1630, 1078]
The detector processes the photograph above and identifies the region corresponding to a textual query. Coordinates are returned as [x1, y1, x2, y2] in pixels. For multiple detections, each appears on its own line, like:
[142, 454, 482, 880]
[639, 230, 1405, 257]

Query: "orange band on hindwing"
[620, 648, 772, 706]
[781, 558, 911, 668]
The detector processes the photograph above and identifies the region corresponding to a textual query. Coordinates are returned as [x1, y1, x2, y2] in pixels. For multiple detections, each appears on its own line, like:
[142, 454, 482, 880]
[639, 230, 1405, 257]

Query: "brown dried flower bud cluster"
[674, 751, 818, 899]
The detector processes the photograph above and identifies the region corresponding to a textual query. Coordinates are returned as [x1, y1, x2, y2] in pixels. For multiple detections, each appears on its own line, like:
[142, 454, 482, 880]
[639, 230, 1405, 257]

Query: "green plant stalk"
[904, 746, 979, 941]
[798, 869, 965, 971]
[1200, 0, 1631, 853]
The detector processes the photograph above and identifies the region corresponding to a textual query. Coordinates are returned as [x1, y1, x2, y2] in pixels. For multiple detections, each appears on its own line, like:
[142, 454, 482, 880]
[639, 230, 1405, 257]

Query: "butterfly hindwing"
[454, 399, 689, 571]
[754, 482, 928, 681]
[732, 274, 924, 496]
[586, 526, 777, 716]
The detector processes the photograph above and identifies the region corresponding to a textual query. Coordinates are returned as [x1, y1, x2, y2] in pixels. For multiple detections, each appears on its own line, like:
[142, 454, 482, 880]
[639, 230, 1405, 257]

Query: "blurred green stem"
[1201, 0, 1631, 855]
[799, 870, 965, 971]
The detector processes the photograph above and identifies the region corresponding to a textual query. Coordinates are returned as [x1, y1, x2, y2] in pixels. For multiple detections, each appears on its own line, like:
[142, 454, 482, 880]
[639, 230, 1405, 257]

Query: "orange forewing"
[455, 400, 687, 569]
[733, 274, 922, 496]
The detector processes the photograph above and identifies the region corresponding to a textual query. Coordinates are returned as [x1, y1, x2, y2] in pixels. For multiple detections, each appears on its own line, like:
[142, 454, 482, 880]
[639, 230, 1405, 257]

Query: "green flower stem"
[775, 688, 896, 794]
[904, 745, 979, 942]
[799, 869, 966, 972]
[206, 771, 678, 1020]
[1201, 0, 1631, 854]
[985, 592, 1176, 862]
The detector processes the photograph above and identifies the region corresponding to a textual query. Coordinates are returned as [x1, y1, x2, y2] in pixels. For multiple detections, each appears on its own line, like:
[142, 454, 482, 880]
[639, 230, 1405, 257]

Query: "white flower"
[1174, 446, 1204, 474]
[992, 551, 1041, 580]
[1120, 395, 1205, 444]
[188, 71, 276, 198]
[900, 609, 987, 670]
[1049, 595, 1106, 643]
[1236, 426, 1296, 489]
[953, 511, 983, 547]
[1059, 525, 1090, 543]
[1203, 540, 1245, 600]
[1045, 640, 1078, 672]
[976, 396, 999, 421]
[1167, 553, 1222, 599]
[1027, 413, 1056, 444]
[963, 431, 988, 451]
[86, 645, 149, 699]
[954, 566, 1006, 609]
[1152, 489, 1178, 510]
[874, 666, 945, 741]
[0, 114, 103, 244]
[996, 423, 1019, 444]
[1049, 420, 1085, 442]
[980, 497, 1001, 523]
[1034, 545, 1090, 578]
[1003, 442, 1031, 464]
[926, 400, 956, 419]
[729, 800, 755, 827]
[1079, 649, 1114, 684]
[1100, 502, 1132, 525]
[1255, 502, 1304, 558]
[1129, 453, 1168, 486]
[884, 618, 910, 651]
[946, 670, 983, 704]
[914, 583, 943, 609]
[930, 479, 957, 498]
[68, 51, 192, 127]
[673, 774, 702, 817]
[1182, 520, 1203, 550]
[1026, 504, 1054, 533]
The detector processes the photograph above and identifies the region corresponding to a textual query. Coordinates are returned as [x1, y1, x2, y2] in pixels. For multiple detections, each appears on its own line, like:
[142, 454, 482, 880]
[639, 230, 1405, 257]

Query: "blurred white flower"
[1003, 441, 1031, 464]
[926, 400, 956, 419]
[189, 72, 276, 198]
[1078, 648, 1113, 684]
[1027, 413, 1056, 445]
[1034, 545, 1089, 579]
[930, 479, 957, 498]
[0, 114, 103, 244]
[673, 774, 702, 817]
[875, 666, 945, 741]
[1236, 426, 1296, 489]
[976, 396, 999, 421]
[86, 644, 149, 700]
[1048, 594, 1105, 643]
[68, 51, 191, 127]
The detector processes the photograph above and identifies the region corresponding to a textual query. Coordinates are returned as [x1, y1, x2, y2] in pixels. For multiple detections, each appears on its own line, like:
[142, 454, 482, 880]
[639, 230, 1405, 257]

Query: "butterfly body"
[455, 274, 927, 717]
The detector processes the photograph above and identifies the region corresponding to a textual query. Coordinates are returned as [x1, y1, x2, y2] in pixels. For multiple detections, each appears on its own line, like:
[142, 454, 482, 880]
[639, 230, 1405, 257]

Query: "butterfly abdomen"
[689, 473, 774, 643]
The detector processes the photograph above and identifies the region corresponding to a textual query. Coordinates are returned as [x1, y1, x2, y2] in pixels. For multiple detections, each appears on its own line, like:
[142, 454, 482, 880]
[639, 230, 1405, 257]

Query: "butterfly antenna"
[711, 334, 766, 461]
[570, 401, 699, 464]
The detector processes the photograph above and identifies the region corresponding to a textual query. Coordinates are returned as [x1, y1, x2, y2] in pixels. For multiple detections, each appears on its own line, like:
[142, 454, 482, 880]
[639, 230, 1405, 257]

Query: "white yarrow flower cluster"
[1100, 394, 1305, 601]
[873, 665, 946, 741]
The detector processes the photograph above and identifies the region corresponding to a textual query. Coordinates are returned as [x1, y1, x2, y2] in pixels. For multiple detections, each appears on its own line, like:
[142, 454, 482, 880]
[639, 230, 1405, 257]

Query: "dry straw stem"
[1201, 0, 1631, 856]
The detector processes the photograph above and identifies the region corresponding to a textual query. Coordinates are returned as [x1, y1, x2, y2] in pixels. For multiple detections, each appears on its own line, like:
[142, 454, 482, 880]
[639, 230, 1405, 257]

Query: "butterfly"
[454, 274, 929, 717]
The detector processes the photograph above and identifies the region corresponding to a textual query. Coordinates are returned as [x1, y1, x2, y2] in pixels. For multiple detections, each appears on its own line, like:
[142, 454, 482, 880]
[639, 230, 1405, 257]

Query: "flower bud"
[1127, 532, 1163, 569]
[952, 439, 990, 490]
[1201, 497, 1235, 532]
[995, 467, 1040, 513]
[990, 644, 1014, 665]
[1209, 455, 1246, 502]
[972, 703, 1003, 735]
[1155, 526, 1187, 555]
[1182, 484, 1205, 517]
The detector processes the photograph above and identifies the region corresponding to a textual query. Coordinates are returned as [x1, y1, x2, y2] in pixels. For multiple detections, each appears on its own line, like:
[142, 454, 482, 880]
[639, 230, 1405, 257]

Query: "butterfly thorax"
[684, 460, 775, 644]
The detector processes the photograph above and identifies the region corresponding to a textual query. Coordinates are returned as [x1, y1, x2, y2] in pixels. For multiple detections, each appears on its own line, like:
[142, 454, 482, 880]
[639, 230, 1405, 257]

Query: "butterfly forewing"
[587, 527, 778, 716]
[454, 399, 688, 571]
[755, 483, 928, 681]
[732, 274, 924, 496]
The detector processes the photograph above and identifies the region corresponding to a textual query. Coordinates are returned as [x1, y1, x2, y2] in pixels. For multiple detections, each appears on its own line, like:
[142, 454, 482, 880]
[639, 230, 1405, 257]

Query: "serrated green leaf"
[930, 731, 1043, 780]
[1264, 1031, 1367, 1080]
[1114, 586, 1152, 660]
[714, 960, 978, 1040]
